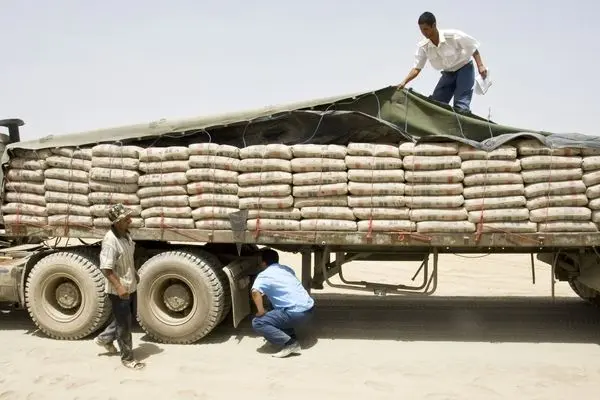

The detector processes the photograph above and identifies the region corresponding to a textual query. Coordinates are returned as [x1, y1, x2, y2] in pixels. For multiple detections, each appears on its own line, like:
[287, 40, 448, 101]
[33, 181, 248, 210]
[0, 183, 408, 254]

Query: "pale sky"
[1, 0, 598, 142]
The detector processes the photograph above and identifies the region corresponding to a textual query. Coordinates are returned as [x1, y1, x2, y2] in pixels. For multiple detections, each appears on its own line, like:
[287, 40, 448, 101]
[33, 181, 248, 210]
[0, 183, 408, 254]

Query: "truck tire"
[136, 249, 230, 344]
[25, 251, 110, 340]
[569, 279, 600, 307]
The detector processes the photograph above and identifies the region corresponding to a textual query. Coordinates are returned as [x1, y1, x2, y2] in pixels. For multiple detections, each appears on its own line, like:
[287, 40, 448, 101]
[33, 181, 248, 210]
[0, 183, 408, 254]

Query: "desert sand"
[2, 252, 600, 399]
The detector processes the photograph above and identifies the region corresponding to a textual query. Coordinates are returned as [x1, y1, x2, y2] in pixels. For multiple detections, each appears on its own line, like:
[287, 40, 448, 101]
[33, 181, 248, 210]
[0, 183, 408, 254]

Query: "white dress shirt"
[413, 29, 480, 72]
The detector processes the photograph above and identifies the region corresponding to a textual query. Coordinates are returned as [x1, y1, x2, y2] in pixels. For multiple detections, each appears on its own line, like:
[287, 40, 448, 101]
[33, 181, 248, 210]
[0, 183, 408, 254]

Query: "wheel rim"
[148, 274, 201, 326]
[39, 271, 85, 323]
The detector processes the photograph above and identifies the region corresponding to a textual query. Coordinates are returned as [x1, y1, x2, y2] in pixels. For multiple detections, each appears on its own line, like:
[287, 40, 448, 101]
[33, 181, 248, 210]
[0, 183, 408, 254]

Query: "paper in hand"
[475, 70, 492, 95]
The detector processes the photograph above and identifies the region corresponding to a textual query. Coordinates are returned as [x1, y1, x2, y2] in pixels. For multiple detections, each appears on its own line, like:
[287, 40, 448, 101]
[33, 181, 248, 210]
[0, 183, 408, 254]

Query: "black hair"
[418, 12, 436, 26]
[260, 248, 279, 266]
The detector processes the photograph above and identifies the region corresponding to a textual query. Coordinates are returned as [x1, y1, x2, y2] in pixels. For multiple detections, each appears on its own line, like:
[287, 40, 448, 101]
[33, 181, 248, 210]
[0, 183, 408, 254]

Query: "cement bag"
[48, 215, 93, 227]
[46, 203, 91, 216]
[345, 156, 403, 170]
[467, 208, 530, 223]
[290, 158, 347, 173]
[90, 167, 139, 184]
[89, 192, 140, 205]
[293, 182, 348, 198]
[399, 142, 459, 156]
[294, 196, 348, 208]
[89, 180, 139, 194]
[2, 215, 47, 227]
[402, 155, 461, 171]
[44, 168, 89, 183]
[1, 203, 47, 217]
[46, 156, 91, 172]
[187, 168, 239, 183]
[300, 219, 357, 231]
[91, 144, 142, 159]
[139, 147, 190, 162]
[137, 185, 187, 198]
[347, 143, 399, 158]
[347, 182, 404, 196]
[4, 192, 46, 207]
[357, 220, 416, 232]
[294, 171, 347, 185]
[538, 221, 598, 232]
[189, 155, 240, 171]
[461, 159, 521, 174]
[588, 198, 600, 210]
[8, 158, 47, 171]
[404, 169, 464, 183]
[6, 168, 44, 182]
[139, 160, 189, 174]
[520, 155, 582, 170]
[404, 183, 463, 196]
[45, 179, 89, 195]
[51, 147, 93, 160]
[248, 208, 302, 220]
[195, 220, 233, 230]
[583, 170, 600, 187]
[479, 221, 537, 233]
[593, 211, 600, 223]
[410, 208, 468, 222]
[141, 207, 192, 219]
[463, 184, 524, 199]
[93, 217, 144, 228]
[238, 158, 291, 173]
[292, 144, 347, 159]
[587, 184, 600, 199]
[188, 143, 239, 158]
[524, 181, 586, 198]
[347, 195, 404, 208]
[404, 195, 464, 209]
[464, 196, 527, 211]
[189, 193, 239, 208]
[416, 220, 476, 233]
[90, 204, 142, 217]
[529, 207, 592, 222]
[526, 194, 588, 210]
[238, 184, 291, 197]
[5, 182, 46, 195]
[582, 148, 600, 156]
[187, 182, 239, 195]
[138, 172, 188, 187]
[92, 157, 139, 171]
[239, 195, 294, 210]
[463, 173, 523, 186]
[238, 171, 292, 186]
[240, 144, 293, 160]
[300, 206, 355, 220]
[347, 169, 404, 183]
[352, 207, 410, 220]
[247, 219, 299, 231]
[10, 148, 52, 159]
[46, 191, 90, 207]
[582, 156, 600, 171]
[458, 144, 517, 161]
[140, 195, 189, 208]
[522, 169, 583, 184]
[516, 139, 581, 156]
[144, 217, 195, 229]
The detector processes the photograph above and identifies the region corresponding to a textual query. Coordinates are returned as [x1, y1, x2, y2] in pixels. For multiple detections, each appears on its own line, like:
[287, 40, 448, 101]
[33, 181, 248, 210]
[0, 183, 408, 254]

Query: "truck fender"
[221, 257, 261, 328]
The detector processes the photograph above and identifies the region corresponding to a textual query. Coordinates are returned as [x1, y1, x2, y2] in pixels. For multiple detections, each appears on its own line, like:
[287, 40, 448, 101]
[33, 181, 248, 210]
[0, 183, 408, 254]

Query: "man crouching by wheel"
[93, 203, 145, 370]
[251, 248, 315, 358]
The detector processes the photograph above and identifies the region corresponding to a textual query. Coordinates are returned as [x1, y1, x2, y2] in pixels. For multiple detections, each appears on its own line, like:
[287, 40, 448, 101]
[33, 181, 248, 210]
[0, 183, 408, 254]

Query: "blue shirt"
[252, 263, 314, 313]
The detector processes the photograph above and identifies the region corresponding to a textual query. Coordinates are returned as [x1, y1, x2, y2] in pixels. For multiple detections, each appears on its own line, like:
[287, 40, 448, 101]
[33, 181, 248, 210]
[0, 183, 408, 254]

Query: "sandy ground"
[2, 252, 600, 399]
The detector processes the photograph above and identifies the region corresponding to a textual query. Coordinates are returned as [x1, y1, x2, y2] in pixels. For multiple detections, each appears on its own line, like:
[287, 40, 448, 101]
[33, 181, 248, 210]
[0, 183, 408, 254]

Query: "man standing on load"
[397, 11, 488, 112]
[93, 203, 145, 370]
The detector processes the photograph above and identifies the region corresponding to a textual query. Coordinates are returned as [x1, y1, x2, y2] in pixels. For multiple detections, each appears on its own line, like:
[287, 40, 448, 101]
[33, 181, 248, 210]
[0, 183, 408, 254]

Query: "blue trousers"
[431, 61, 475, 112]
[252, 308, 314, 346]
[97, 292, 137, 362]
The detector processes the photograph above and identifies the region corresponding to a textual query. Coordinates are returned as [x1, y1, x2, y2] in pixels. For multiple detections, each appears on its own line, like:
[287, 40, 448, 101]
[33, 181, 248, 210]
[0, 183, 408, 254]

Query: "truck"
[1, 86, 599, 345]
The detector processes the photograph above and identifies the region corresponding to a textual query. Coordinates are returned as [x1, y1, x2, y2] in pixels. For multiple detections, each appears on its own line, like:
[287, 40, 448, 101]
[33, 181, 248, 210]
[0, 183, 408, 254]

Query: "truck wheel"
[136, 250, 230, 344]
[25, 251, 110, 340]
[569, 279, 600, 307]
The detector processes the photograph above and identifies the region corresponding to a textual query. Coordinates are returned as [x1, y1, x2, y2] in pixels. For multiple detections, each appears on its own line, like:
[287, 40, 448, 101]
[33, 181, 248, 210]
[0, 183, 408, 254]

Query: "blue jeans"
[431, 61, 475, 112]
[96, 291, 137, 362]
[252, 307, 314, 346]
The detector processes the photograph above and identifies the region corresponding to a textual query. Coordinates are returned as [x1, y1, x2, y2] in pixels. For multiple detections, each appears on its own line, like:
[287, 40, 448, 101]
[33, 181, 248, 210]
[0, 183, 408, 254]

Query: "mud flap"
[222, 257, 260, 328]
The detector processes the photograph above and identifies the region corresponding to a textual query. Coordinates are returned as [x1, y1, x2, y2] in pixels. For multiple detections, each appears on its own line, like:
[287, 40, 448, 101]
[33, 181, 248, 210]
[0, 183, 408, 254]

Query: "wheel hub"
[163, 283, 191, 312]
[55, 281, 81, 309]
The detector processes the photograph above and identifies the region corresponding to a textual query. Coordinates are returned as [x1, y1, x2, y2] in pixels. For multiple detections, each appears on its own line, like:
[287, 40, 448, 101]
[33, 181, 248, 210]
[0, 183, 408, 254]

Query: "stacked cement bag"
[89, 144, 144, 228]
[1, 148, 51, 228]
[292, 144, 354, 231]
[579, 147, 600, 229]
[517, 139, 596, 232]
[44, 147, 94, 228]
[137, 147, 193, 229]
[400, 142, 473, 233]
[238, 144, 296, 231]
[459, 143, 535, 233]
[187, 143, 240, 230]
[345, 143, 409, 232]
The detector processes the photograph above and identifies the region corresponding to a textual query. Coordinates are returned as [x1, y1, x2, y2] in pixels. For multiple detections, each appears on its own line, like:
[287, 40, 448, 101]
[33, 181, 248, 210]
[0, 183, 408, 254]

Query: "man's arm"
[455, 31, 487, 79]
[398, 46, 426, 89]
[472, 49, 487, 79]
[251, 289, 266, 316]
[100, 243, 128, 298]
[398, 68, 422, 89]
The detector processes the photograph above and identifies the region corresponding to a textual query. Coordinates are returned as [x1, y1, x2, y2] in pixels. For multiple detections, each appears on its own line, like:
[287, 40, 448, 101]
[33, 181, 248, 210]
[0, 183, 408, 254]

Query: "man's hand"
[116, 285, 129, 299]
[397, 82, 406, 90]
[478, 64, 488, 79]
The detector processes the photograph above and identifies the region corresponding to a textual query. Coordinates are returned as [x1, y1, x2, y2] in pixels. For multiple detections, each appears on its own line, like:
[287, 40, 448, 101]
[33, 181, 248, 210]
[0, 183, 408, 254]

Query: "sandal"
[122, 360, 145, 370]
[94, 337, 118, 354]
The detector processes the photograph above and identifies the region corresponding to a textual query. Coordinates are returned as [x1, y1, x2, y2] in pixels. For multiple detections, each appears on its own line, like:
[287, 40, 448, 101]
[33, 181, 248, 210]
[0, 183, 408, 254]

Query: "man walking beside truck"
[93, 203, 145, 370]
